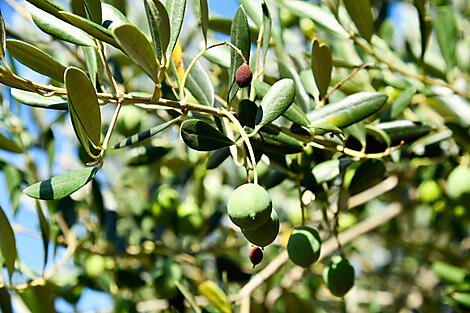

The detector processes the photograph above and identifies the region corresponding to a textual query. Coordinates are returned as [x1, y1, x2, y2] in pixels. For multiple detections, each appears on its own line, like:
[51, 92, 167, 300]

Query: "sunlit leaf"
[166, 0, 186, 58]
[144, 0, 170, 63]
[183, 54, 214, 106]
[0, 131, 22, 154]
[0, 206, 17, 281]
[312, 159, 353, 184]
[433, 6, 457, 70]
[65, 67, 101, 146]
[113, 24, 160, 83]
[181, 119, 234, 151]
[113, 116, 181, 149]
[6, 39, 66, 82]
[278, 59, 310, 112]
[239, 0, 262, 26]
[198, 281, 232, 313]
[24, 167, 99, 200]
[261, 1, 271, 69]
[258, 79, 295, 128]
[307, 92, 388, 128]
[30, 5, 96, 47]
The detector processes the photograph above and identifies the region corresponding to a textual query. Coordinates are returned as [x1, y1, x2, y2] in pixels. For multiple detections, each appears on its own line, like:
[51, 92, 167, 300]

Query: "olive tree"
[0, 0, 469, 312]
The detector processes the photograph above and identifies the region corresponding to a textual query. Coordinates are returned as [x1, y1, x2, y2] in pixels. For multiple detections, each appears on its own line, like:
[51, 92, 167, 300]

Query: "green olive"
[417, 179, 442, 203]
[287, 226, 322, 267]
[176, 201, 204, 235]
[227, 183, 272, 230]
[242, 209, 279, 247]
[153, 259, 183, 299]
[117, 105, 141, 137]
[151, 185, 180, 224]
[323, 256, 355, 297]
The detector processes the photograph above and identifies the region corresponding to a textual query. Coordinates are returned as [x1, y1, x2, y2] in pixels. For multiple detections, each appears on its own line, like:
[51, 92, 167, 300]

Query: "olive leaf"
[431, 261, 467, 284]
[250, 126, 304, 154]
[59, 11, 119, 48]
[343, 0, 374, 42]
[280, 0, 347, 37]
[198, 281, 232, 313]
[0, 10, 7, 68]
[82, 46, 99, 87]
[25, 0, 65, 19]
[376, 120, 432, 146]
[113, 116, 181, 149]
[23, 167, 99, 200]
[415, 0, 432, 61]
[102, 3, 129, 30]
[0, 287, 13, 313]
[166, 0, 186, 57]
[311, 39, 332, 100]
[6, 39, 67, 82]
[208, 18, 258, 44]
[0, 131, 22, 154]
[387, 86, 417, 119]
[261, 1, 271, 69]
[278, 59, 310, 112]
[180, 119, 234, 151]
[30, 5, 96, 47]
[183, 54, 214, 106]
[307, 92, 388, 128]
[199, 0, 209, 46]
[433, 6, 457, 70]
[35, 201, 50, 269]
[206, 148, 230, 170]
[229, 6, 250, 102]
[113, 24, 160, 83]
[144, 0, 170, 63]
[71, 0, 87, 17]
[65, 67, 101, 146]
[239, 0, 262, 27]
[0, 206, 17, 282]
[11, 89, 68, 110]
[312, 159, 353, 184]
[84, 0, 102, 24]
[257, 79, 295, 128]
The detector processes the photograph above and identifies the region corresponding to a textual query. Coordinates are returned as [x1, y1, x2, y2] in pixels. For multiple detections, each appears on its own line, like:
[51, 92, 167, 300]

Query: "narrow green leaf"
[65, 67, 101, 146]
[59, 11, 119, 48]
[278, 59, 310, 112]
[199, 0, 209, 45]
[198, 281, 232, 313]
[23, 167, 98, 200]
[310, 124, 344, 135]
[11, 89, 68, 110]
[113, 116, 181, 149]
[0, 162, 23, 214]
[35, 201, 50, 269]
[102, 3, 129, 30]
[0, 287, 13, 313]
[71, 0, 87, 18]
[229, 6, 250, 101]
[312, 159, 353, 184]
[258, 79, 295, 128]
[307, 92, 388, 128]
[183, 54, 214, 106]
[144, 0, 170, 63]
[343, 0, 374, 42]
[175, 281, 202, 313]
[376, 120, 432, 146]
[20, 285, 58, 313]
[311, 38, 332, 99]
[25, 0, 65, 20]
[389, 87, 416, 119]
[345, 121, 366, 148]
[180, 119, 234, 151]
[415, 0, 432, 60]
[0, 10, 6, 62]
[261, 1, 271, 69]
[452, 292, 470, 308]
[206, 148, 230, 169]
[433, 6, 457, 70]
[84, 0, 102, 24]
[239, 0, 262, 27]
[82, 46, 99, 87]
[113, 24, 159, 83]
[283, 103, 309, 127]
[250, 126, 304, 154]
[431, 261, 467, 284]
[166, 0, 186, 57]
[280, 1, 347, 37]
[6, 39, 66, 82]
[0, 131, 22, 154]
[0, 206, 17, 281]
[30, 6, 96, 47]
[69, 104, 98, 157]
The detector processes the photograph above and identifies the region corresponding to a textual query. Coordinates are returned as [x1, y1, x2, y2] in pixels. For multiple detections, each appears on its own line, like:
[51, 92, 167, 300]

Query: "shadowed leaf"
[0, 206, 17, 281]
[181, 119, 234, 151]
[343, 0, 374, 42]
[311, 39, 332, 99]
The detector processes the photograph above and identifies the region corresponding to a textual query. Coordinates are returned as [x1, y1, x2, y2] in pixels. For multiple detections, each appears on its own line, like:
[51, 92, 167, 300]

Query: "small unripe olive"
[235, 64, 253, 88]
[176, 201, 203, 235]
[287, 226, 322, 267]
[417, 180, 442, 203]
[249, 246, 263, 268]
[153, 259, 183, 299]
[117, 105, 141, 137]
[227, 183, 272, 230]
[323, 256, 355, 297]
[242, 209, 279, 247]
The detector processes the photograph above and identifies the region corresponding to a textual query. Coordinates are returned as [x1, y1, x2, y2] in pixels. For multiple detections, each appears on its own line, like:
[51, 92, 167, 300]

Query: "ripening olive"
[227, 183, 272, 230]
[242, 209, 279, 247]
[287, 226, 322, 267]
